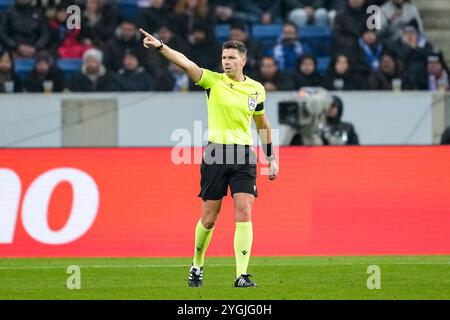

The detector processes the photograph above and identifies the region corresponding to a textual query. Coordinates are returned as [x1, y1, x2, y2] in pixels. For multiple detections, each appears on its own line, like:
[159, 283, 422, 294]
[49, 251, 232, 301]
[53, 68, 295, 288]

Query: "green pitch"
[0, 256, 449, 300]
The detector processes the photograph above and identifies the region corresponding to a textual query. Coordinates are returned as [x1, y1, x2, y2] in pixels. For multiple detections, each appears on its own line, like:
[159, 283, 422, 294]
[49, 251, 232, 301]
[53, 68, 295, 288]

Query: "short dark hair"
[222, 40, 247, 56]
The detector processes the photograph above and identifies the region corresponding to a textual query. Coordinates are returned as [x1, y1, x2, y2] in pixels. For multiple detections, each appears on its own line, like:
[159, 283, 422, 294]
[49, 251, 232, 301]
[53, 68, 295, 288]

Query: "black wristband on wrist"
[156, 40, 164, 50]
[263, 142, 274, 160]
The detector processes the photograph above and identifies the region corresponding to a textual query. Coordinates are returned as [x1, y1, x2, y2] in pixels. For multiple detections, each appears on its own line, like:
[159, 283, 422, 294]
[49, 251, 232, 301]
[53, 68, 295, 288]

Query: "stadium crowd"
[0, 0, 449, 93]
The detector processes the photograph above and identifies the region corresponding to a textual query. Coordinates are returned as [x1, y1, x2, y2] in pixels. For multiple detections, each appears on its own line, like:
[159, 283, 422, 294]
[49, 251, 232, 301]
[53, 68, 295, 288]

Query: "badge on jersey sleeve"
[248, 97, 258, 111]
[248, 91, 259, 111]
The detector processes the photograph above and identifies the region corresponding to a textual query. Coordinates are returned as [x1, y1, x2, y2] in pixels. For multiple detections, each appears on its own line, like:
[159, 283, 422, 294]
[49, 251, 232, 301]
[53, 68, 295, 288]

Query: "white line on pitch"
[0, 261, 449, 270]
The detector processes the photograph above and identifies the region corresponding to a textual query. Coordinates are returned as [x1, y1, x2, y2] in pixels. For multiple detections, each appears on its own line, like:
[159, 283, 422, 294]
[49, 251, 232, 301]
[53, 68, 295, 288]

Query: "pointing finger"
[139, 28, 152, 38]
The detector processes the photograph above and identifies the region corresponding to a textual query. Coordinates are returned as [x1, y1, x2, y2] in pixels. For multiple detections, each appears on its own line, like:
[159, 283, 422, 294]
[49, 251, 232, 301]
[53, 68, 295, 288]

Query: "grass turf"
[0, 256, 449, 300]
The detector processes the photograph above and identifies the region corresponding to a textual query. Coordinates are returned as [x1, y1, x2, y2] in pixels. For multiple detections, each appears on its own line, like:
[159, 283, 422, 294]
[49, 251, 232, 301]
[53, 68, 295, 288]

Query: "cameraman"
[322, 95, 359, 145]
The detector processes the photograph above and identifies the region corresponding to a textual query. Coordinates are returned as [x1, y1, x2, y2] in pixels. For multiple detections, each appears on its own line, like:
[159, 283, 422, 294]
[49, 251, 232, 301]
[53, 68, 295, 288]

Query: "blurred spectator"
[0, 0, 50, 58]
[332, 0, 369, 52]
[325, 0, 347, 27]
[293, 53, 322, 88]
[322, 95, 360, 145]
[367, 51, 412, 90]
[235, 0, 282, 24]
[211, 0, 238, 24]
[82, 0, 120, 46]
[68, 48, 119, 92]
[0, 49, 23, 93]
[229, 23, 264, 75]
[267, 22, 311, 72]
[173, 0, 212, 39]
[251, 56, 295, 91]
[425, 52, 450, 92]
[188, 22, 221, 72]
[145, 24, 190, 81]
[441, 126, 450, 145]
[117, 50, 156, 92]
[380, 0, 424, 43]
[288, 0, 329, 27]
[391, 24, 433, 89]
[157, 62, 191, 91]
[137, 0, 173, 34]
[352, 27, 385, 78]
[322, 53, 364, 90]
[102, 19, 146, 72]
[48, 3, 94, 59]
[23, 52, 66, 92]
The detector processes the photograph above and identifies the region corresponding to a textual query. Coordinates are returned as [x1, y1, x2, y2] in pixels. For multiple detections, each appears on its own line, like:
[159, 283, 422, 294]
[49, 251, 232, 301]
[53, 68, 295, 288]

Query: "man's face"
[282, 25, 298, 43]
[380, 55, 395, 74]
[348, 0, 365, 9]
[121, 22, 136, 41]
[36, 60, 50, 75]
[86, 0, 101, 12]
[191, 30, 206, 43]
[85, 57, 100, 74]
[56, 9, 68, 22]
[428, 61, 443, 76]
[363, 31, 377, 45]
[222, 48, 246, 77]
[403, 29, 417, 44]
[327, 105, 339, 118]
[0, 53, 12, 73]
[300, 58, 315, 75]
[123, 54, 139, 71]
[158, 27, 173, 43]
[230, 29, 247, 42]
[260, 58, 277, 78]
[152, 0, 165, 8]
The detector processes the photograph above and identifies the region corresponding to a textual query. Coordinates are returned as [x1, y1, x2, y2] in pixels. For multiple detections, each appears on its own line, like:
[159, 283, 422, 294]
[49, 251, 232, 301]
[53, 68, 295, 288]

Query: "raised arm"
[139, 28, 202, 83]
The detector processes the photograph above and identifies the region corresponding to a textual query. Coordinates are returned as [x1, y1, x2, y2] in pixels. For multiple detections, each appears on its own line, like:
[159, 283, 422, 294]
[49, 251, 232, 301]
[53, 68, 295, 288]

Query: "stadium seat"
[14, 59, 35, 77]
[317, 56, 330, 75]
[0, 0, 13, 13]
[57, 59, 82, 77]
[117, 0, 139, 19]
[251, 24, 283, 49]
[299, 26, 331, 39]
[299, 26, 332, 57]
[214, 24, 230, 43]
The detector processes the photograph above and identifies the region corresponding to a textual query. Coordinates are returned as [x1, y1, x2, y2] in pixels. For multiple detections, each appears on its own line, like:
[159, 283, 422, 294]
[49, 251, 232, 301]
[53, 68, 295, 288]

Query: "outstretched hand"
[139, 28, 160, 49]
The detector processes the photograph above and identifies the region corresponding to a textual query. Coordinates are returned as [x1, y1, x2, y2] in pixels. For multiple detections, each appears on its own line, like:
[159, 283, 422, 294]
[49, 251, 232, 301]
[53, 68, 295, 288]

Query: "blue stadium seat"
[117, 0, 139, 19]
[299, 26, 331, 39]
[300, 26, 332, 57]
[57, 59, 82, 77]
[215, 24, 230, 43]
[251, 24, 282, 49]
[317, 56, 330, 75]
[0, 0, 13, 12]
[14, 59, 35, 77]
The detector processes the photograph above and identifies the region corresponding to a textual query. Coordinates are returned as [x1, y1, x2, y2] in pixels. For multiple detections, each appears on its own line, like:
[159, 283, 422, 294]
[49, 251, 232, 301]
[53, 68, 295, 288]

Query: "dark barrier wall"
[1, 146, 449, 257]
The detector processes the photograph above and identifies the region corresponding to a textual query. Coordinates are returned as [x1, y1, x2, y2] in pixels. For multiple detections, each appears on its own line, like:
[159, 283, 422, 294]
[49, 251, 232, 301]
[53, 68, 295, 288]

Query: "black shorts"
[198, 142, 258, 201]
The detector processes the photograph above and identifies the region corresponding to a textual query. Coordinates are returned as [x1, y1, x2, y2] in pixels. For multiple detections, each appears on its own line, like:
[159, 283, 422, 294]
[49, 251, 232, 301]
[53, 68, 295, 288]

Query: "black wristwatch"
[156, 40, 164, 51]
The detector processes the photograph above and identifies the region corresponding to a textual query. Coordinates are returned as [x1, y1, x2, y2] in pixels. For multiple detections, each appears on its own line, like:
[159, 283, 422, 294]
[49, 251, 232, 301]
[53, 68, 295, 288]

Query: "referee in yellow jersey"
[140, 28, 279, 288]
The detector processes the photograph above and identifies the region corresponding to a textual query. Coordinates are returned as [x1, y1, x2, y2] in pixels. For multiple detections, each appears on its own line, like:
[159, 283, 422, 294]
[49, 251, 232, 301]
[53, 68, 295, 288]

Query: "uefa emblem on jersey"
[248, 97, 258, 111]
